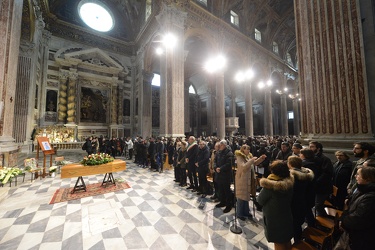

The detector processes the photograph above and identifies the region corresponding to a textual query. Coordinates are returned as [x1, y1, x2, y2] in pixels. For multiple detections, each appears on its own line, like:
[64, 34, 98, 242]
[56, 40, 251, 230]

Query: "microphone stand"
[230, 156, 242, 234]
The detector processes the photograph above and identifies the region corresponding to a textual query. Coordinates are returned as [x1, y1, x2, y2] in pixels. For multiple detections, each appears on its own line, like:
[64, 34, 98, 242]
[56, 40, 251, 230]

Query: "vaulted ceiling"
[35, 0, 296, 60]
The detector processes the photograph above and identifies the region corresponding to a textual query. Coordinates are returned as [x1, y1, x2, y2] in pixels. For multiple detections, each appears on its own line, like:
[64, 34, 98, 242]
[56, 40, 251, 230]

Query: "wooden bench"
[61, 159, 126, 193]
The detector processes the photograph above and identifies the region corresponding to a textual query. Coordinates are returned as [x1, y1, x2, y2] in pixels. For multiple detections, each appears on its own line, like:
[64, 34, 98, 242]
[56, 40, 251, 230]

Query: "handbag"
[334, 231, 351, 250]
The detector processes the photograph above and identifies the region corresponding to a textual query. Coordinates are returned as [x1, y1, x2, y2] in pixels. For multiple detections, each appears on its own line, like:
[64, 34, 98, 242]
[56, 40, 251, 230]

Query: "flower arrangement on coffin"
[0, 167, 24, 185]
[81, 153, 114, 166]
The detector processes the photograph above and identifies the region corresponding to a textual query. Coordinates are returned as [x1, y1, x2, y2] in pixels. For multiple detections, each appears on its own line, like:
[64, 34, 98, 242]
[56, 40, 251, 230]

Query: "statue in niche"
[80, 87, 108, 123]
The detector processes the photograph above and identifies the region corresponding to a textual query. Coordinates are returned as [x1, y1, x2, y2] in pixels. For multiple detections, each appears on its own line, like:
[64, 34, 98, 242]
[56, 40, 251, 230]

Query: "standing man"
[186, 136, 199, 191]
[276, 142, 292, 162]
[125, 137, 133, 160]
[309, 141, 333, 217]
[347, 142, 374, 195]
[196, 140, 210, 197]
[214, 140, 234, 213]
[156, 137, 165, 173]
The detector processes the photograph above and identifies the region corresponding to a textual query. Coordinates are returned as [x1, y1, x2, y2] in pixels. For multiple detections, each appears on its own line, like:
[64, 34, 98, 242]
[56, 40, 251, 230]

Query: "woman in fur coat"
[257, 160, 294, 250]
[235, 144, 266, 220]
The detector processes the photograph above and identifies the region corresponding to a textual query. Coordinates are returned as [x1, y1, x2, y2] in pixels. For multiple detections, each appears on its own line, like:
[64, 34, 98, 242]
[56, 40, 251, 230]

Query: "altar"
[61, 159, 126, 193]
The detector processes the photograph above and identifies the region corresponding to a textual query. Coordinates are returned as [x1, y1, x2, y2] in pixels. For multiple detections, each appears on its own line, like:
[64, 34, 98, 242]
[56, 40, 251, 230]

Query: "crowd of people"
[82, 134, 375, 250]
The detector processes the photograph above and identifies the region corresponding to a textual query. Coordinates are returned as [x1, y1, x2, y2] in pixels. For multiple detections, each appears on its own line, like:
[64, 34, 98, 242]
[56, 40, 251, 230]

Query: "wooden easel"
[36, 137, 55, 178]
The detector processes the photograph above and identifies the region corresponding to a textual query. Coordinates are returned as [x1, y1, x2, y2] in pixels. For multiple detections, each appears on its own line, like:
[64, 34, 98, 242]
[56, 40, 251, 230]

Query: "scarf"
[187, 141, 197, 151]
[267, 173, 283, 181]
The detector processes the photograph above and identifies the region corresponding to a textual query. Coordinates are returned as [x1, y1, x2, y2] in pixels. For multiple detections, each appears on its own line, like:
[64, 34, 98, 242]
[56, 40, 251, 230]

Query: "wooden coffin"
[61, 159, 126, 179]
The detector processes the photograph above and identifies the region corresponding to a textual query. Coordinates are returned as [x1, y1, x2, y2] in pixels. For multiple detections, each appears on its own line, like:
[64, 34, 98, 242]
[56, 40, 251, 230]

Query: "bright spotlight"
[163, 33, 177, 48]
[258, 81, 265, 89]
[284, 87, 288, 92]
[155, 47, 164, 55]
[205, 54, 226, 73]
[245, 69, 254, 79]
[235, 72, 245, 82]
[266, 80, 272, 86]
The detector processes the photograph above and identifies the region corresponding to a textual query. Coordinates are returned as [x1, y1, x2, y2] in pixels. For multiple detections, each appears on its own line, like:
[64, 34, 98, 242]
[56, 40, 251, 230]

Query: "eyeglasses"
[353, 147, 362, 150]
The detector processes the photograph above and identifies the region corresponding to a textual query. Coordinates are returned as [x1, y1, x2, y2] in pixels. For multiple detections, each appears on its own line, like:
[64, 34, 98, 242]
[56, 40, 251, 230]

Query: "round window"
[78, 1, 114, 32]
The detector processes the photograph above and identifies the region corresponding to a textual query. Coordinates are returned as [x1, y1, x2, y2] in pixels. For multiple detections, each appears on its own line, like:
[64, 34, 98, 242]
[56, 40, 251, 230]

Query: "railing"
[34, 142, 84, 151]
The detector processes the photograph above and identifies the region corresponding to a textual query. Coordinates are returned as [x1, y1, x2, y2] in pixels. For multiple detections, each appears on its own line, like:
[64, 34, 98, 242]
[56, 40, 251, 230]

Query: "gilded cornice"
[44, 16, 135, 56]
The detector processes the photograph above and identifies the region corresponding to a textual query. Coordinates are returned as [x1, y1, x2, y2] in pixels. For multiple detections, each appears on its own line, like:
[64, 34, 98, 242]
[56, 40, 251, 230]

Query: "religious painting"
[45, 89, 58, 122]
[80, 87, 108, 123]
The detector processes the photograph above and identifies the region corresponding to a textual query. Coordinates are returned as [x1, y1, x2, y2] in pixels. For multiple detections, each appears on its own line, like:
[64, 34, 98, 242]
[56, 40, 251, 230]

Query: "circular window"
[78, 1, 114, 32]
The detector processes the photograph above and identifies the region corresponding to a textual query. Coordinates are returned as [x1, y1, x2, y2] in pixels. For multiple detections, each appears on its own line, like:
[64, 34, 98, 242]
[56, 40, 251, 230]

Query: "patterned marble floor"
[0, 151, 273, 250]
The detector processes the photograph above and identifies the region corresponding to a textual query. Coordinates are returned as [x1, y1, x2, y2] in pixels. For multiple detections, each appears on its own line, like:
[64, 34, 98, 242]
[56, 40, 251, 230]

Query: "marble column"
[280, 93, 288, 136]
[295, 0, 373, 145]
[216, 72, 225, 139]
[117, 83, 124, 125]
[156, 4, 186, 138]
[264, 89, 273, 136]
[184, 85, 189, 134]
[0, 0, 23, 165]
[58, 71, 69, 124]
[111, 84, 118, 125]
[245, 81, 254, 136]
[229, 90, 236, 117]
[66, 71, 78, 124]
[140, 71, 153, 138]
[292, 99, 301, 136]
[207, 78, 217, 136]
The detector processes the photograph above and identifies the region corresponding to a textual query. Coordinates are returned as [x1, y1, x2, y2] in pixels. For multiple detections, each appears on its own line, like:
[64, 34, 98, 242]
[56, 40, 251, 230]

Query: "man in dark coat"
[309, 141, 333, 217]
[148, 138, 156, 170]
[195, 140, 210, 197]
[214, 140, 234, 213]
[155, 137, 165, 173]
[185, 136, 199, 190]
[276, 142, 292, 162]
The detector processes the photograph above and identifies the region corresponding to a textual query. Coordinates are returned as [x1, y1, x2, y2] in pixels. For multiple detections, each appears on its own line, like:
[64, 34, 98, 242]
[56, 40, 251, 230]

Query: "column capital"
[142, 71, 154, 83]
[59, 70, 70, 80]
[69, 72, 79, 80]
[19, 41, 35, 57]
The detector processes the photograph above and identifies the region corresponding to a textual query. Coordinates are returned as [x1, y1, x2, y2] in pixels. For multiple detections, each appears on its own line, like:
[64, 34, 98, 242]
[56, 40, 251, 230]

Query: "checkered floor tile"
[0, 152, 273, 249]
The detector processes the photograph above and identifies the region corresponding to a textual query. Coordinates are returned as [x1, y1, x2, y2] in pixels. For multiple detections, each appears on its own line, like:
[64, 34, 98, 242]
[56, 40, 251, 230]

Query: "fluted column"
[66, 71, 78, 124]
[280, 93, 288, 136]
[117, 83, 124, 124]
[156, 4, 186, 138]
[292, 99, 301, 136]
[58, 71, 68, 124]
[184, 85, 189, 133]
[295, 0, 373, 144]
[216, 72, 225, 139]
[111, 84, 118, 124]
[245, 81, 254, 136]
[264, 89, 273, 136]
[207, 78, 217, 136]
[0, 0, 23, 158]
[140, 71, 153, 138]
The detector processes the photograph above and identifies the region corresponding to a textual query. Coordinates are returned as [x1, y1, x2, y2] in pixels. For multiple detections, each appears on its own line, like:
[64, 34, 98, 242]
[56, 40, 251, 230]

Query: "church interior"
[1, 0, 375, 249]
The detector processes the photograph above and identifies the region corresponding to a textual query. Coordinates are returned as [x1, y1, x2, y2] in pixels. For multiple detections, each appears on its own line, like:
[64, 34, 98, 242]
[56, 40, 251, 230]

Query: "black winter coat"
[186, 143, 199, 169]
[290, 167, 314, 225]
[196, 146, 210, 172]
[332, 159, 352, 209]
[341, 183, 375, 250]
[314, 153, 333, 194]
[214, 146, 234, 184]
